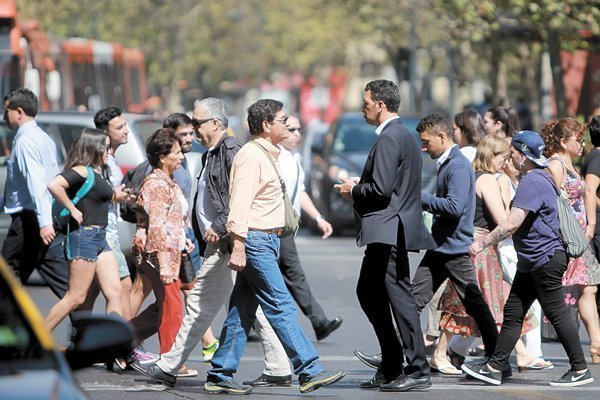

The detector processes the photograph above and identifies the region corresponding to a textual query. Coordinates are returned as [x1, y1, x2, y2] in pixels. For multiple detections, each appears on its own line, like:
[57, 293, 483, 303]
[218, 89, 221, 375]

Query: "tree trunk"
[547, 28, 567, 118]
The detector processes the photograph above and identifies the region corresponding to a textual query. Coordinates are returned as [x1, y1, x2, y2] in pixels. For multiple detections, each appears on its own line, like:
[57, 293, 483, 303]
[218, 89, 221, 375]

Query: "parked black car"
[306, 112, 436, 234]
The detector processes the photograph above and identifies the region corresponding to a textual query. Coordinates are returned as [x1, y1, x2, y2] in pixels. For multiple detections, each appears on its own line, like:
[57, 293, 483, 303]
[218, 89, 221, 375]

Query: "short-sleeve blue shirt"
[511, 168, 564, 272]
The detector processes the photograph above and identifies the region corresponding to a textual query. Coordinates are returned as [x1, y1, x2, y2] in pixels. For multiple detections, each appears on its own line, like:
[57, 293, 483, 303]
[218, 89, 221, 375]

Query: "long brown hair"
[63, 128, 108, 171]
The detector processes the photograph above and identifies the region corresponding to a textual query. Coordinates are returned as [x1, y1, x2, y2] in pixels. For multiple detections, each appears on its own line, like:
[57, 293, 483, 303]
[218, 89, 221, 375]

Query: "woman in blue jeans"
[45, 128, 122, 330]
[463, 130, 592, 387]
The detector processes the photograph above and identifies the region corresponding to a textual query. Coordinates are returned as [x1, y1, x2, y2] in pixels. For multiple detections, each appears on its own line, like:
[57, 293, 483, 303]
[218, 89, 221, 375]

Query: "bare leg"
[45, 259, 96, 331]
[96, 251, 122, 317]
[431, 331, 452, 366]
[120, 276, 133, 320]
[202, 326, 217, 348]
[578, 284, 600, 358]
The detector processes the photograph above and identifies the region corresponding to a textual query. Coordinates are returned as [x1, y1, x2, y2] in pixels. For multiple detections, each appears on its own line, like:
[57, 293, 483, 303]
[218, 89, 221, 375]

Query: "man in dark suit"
[335, 79, 436, 392]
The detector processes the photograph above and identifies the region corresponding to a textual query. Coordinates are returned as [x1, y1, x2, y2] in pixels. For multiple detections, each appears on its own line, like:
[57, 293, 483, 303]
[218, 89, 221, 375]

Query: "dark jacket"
[191, 134, 242, 254]
[421, 145, 475, 255]
[352, 118, 436, 251]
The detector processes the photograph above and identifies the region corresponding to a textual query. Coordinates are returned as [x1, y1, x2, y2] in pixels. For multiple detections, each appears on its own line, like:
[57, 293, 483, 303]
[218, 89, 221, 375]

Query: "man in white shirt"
[2, 88, 68, 298]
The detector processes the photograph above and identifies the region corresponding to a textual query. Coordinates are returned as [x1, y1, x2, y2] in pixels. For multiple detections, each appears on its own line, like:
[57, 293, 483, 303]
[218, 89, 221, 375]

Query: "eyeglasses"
[569, 137, 585, 146]
[272, 115, 289, 126]
[192, 118, 214, 130]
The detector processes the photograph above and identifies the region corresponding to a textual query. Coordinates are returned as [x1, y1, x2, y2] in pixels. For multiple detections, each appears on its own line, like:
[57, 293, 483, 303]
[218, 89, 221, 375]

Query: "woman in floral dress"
[542, 118, 600, 363]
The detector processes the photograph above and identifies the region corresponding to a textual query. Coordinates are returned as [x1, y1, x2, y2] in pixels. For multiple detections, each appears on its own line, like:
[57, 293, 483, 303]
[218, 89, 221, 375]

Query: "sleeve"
[352, 134, 401, 204]
[586, 156, 600, 178]
[512, 175, 543, 213]
[226, 151, 261, 238]
[15, 140, 55, 227]
[139, 179, 172, 252]
[210, 141, 241, 237]
[422, 166, 472, 218]
[61, 168, 85, 189]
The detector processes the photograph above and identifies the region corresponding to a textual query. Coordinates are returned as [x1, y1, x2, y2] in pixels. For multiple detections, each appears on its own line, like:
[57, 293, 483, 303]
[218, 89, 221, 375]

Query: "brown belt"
[249, 227, 284, 236]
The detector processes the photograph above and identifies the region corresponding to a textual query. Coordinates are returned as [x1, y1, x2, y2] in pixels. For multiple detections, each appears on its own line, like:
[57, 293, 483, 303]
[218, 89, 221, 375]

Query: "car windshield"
[132, 119, 163, 146]
[0, 278, 48, 366]
[332, 121, 377, 154]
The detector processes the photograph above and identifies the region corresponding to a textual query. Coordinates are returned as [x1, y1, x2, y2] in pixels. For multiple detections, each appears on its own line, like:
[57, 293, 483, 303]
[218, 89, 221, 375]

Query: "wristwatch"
[315, 215, 324, 223]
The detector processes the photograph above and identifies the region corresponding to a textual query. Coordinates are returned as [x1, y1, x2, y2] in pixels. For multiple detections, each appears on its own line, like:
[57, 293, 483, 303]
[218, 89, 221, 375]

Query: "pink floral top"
[132, 169, 187, 280]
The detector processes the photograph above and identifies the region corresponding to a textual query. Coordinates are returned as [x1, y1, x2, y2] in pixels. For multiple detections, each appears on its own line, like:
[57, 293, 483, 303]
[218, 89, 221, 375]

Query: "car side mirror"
[64, 313, 134, 370]
[311, 134, 326, 155]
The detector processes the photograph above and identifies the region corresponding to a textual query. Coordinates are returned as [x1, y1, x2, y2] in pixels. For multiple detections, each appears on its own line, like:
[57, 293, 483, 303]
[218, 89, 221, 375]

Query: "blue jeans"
[207, 231, 323, 382]
[186, 226, 202, 274]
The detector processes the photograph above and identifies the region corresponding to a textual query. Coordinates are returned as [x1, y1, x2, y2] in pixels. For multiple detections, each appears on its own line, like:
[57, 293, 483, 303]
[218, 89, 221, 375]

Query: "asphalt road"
[27, 231, 600, 399]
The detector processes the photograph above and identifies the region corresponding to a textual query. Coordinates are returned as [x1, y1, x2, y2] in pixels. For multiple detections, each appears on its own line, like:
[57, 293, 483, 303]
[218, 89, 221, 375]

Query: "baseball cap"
[511, 130, 549, 167]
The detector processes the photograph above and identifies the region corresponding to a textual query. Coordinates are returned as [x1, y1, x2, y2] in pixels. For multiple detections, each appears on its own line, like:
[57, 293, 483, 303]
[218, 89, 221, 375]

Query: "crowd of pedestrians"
[2, 82, 600, 395]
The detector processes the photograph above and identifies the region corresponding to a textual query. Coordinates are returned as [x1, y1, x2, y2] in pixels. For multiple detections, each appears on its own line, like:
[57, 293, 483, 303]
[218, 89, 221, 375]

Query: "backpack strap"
[58, 166, 96, 217]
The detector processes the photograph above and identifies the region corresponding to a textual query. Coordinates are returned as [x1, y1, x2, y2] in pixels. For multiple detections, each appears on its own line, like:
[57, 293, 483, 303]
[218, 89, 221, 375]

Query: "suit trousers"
[278, 235, 328, 331]
[1, 210, 68, 298]
[157, 243, 233, 374]
[412, 251, 499, 357]
[356, 242, 429, 379]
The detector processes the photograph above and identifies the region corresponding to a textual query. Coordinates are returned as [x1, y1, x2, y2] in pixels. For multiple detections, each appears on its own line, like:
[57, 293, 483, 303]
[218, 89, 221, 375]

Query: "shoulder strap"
[549, 156, 568, 189]
[249, 140, 288, 193]
[58, 166, 96, 217]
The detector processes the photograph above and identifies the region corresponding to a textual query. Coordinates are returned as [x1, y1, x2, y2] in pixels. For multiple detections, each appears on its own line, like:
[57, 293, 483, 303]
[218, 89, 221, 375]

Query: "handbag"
[52, 166, 95, 234]
[250, 141, 299, 238]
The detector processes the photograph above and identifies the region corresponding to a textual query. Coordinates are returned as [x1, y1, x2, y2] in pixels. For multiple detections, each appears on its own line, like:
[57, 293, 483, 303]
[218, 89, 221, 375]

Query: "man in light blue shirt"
[2, 88, 68, 298]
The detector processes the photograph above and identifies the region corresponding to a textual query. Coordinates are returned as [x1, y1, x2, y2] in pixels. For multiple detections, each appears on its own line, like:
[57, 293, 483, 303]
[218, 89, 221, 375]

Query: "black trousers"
[357, 242, 428, 379]
[489, 251, 587, 371]
[278, 235, 328, 332]
[412, 251, 499, 358]
[1, 210, 68, 298]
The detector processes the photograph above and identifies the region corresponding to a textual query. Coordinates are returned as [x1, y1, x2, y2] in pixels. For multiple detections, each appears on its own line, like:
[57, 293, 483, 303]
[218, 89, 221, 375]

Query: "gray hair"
[194, 97, 229, 129]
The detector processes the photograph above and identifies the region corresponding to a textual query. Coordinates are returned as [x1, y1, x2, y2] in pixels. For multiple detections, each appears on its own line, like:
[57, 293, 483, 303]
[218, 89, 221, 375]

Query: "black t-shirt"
[581, 148, 600, 235]
[61, 168, 113, 228]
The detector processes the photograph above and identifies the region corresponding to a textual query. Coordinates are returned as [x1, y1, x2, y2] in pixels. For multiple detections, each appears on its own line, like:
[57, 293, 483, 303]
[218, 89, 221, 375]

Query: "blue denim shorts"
[66, 225, 111, 261]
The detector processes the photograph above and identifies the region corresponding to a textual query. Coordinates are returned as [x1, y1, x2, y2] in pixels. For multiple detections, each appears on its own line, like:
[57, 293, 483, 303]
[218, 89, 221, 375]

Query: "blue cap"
[511, 130, 549, 167]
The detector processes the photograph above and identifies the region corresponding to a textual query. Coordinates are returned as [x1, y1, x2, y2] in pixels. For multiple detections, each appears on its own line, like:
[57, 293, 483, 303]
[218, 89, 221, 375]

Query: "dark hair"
[146, 128, 182, 168]
[540, 117, 586, 157]
[247, 99, 283, 136]
[63, 128, 108, 171]
[364, 79, 400, 113]
[416, 113, 453, 139]
[4, 88, 38, 117]
[93, 106, 123, 131]
[590, 116, 600, 147]
[163, 113, 192, 130]
[487, 106, 520, 137]
[454, 110, 484, 146]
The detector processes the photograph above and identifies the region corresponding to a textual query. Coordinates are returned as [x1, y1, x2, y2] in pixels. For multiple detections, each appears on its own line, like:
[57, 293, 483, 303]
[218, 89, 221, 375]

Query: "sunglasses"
[287, 127, 302, 134]
[192, 118, 214, 130]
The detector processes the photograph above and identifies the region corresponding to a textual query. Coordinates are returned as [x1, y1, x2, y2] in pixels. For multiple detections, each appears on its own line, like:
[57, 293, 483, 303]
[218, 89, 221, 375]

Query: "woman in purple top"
[462, 130, 593, 388]
[542, 118, 600, 364]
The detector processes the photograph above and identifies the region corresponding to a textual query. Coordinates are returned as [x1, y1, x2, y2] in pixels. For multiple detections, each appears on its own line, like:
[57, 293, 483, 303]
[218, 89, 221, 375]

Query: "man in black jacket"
[335, 79, 436, 392]
[132, 97, 242, 387]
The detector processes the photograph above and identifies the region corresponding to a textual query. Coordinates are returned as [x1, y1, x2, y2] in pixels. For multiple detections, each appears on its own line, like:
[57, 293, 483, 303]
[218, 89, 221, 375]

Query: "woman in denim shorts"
[45, 128, 122, 331]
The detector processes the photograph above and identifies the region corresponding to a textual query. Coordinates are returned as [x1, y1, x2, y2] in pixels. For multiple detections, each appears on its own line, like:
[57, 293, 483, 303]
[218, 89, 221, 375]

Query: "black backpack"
[120, 160, 150, 223]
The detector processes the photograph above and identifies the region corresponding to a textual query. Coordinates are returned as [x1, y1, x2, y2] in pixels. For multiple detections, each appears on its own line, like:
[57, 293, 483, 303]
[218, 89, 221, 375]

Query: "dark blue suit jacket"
[352, 118, 436, 251]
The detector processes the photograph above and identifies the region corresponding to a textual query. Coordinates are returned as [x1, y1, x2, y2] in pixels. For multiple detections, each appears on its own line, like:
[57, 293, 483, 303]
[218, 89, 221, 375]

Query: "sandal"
[517, 357, 554, 372]
[177, 366, 199, 377]
[430, 361, 462, 375]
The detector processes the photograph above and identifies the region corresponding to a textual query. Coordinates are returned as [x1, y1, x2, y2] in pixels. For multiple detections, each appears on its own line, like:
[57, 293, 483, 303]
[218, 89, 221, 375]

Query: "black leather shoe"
[353, 349, 382, 370]
[130, 362, 176, 388]
[379, 375, 431, 392]
[242, 373, 293, 387]
[360, 371, 388, 389]
[315, 317, 343, 341]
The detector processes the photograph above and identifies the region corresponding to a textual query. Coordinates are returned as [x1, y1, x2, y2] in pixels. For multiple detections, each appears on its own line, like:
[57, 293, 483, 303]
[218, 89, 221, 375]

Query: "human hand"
[317, 219, 333, 239]
[204, 227, 220, 244]
[334, 177, 358, 200]
[39, 225, 56, 245]
[228, 247, 246, 272]
[469, 240, 486, 257]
